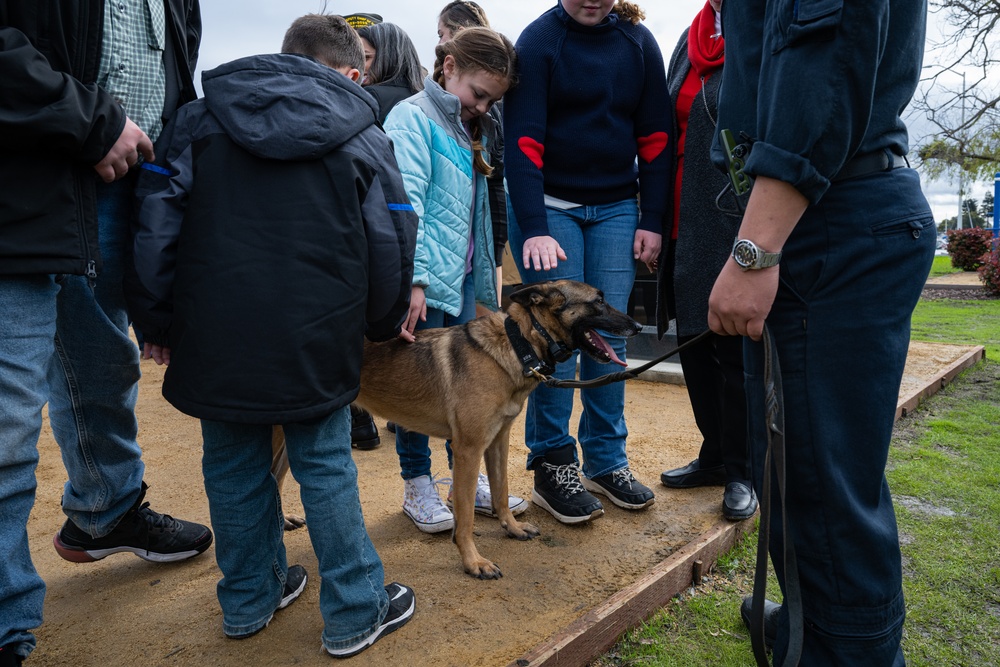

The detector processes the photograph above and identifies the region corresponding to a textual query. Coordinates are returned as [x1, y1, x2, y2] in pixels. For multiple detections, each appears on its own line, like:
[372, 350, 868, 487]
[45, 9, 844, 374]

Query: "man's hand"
[707, 175, 809, 340]
[521, 235, 567, 271]
[142, 341, 171, 365]
[707, 260, 779, 341]
[94, 117, 154, 183]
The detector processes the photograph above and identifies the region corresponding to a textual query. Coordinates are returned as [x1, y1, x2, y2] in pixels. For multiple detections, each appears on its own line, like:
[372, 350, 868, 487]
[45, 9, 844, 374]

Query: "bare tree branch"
[913, 1, 1000, 183]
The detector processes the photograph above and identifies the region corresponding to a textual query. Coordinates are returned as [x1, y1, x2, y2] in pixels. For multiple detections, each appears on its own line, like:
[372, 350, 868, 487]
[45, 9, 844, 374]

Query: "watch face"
[734, 240, 758, 268]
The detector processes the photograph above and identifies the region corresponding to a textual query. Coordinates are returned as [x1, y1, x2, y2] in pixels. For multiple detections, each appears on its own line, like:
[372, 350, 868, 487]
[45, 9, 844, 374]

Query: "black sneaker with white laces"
[326, 582, 415, 658]
[582, 466, 655, 510]
[227, 564, 309, 640]
[531, 445, 604, 524]
[53, 482, 213, 563]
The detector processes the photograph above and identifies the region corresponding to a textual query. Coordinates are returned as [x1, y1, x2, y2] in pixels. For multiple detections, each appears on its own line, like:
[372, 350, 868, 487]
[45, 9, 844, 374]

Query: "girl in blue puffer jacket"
[383, 27, 517, 533]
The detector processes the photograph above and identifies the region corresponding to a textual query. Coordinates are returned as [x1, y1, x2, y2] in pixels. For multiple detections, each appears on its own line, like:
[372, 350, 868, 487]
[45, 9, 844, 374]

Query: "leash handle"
[750, 324, 803, 667]
[542, 330, 714, 389]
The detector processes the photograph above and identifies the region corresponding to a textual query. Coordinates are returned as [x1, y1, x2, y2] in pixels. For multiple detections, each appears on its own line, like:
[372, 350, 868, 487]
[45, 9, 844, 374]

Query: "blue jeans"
[396, 273, 477, 479]
[0, 180, 146, 659]
[744, 169, 934, 665]
[507, 198, 639, 477]
[49, 178, 145, 535]
[0, 275, 58, 659]
[201, 408, 390, 649]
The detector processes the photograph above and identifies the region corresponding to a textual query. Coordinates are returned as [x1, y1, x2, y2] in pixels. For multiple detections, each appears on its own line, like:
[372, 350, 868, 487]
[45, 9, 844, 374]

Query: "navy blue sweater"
[504, 3, 672, 239]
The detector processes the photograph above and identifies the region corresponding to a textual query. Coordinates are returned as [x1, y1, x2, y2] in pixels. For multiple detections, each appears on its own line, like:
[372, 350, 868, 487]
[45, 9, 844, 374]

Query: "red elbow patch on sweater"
[637, 132, 668, 163]
[518, 137, 545, 170]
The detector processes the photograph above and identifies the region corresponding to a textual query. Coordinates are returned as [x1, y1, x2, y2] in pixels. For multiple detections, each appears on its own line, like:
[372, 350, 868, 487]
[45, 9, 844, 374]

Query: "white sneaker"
[402, 475, 454, 533]
[448, 473, 529, 517]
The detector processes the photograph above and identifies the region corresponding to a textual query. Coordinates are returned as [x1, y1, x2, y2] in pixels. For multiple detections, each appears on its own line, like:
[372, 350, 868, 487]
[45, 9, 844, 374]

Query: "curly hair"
[613, 1, 646, 25]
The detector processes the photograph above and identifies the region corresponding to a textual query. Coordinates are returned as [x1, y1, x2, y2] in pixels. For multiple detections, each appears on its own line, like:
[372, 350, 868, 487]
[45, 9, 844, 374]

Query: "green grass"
[596, 296, 1000, 667]
[910, 298, 1000, 358]
[888, 379, 1000, 666]
[928, 254, 963, 278]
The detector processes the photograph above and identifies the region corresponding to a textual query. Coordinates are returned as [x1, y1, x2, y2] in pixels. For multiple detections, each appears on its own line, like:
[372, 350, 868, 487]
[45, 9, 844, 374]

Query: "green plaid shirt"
[98, 0, 167, 142]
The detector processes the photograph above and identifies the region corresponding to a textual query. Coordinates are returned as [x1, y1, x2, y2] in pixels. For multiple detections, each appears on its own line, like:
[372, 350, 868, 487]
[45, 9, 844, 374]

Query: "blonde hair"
[432, 27, 517, 176]
[613, 1, 646, 25]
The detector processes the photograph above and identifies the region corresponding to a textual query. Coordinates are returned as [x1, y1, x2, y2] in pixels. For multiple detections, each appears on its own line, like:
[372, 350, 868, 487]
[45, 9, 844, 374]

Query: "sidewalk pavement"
[924, 270, 982, 287]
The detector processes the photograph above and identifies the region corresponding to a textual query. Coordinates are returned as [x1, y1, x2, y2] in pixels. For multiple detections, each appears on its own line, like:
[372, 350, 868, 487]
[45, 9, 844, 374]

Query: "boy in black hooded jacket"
[126, 14, 418, 657]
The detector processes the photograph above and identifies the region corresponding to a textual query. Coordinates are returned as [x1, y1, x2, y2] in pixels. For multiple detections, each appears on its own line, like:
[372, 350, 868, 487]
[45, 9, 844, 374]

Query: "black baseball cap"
[344, 13, 383, 28]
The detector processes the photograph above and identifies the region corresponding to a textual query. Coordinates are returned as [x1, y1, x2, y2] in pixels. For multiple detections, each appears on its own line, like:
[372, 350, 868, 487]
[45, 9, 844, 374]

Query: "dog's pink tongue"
[590, 329, 628, 366]
[608, 348, 627, 366]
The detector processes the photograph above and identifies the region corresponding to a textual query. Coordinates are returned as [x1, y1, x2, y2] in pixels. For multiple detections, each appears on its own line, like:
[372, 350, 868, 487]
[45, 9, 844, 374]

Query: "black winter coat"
[0, 0, 200, 276]
[657, 27, 744, 339]
[127, 54, 418, 423]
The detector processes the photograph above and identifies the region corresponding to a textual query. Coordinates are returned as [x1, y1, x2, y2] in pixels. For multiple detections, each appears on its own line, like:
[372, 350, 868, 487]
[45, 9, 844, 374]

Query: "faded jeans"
[0, 179, 146, 659]
[201, 409, 390, 649]
[507, 198, 639, 478]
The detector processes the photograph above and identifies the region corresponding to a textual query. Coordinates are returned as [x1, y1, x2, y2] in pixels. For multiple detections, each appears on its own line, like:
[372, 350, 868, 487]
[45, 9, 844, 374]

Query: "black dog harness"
[504, 314, 572, 378]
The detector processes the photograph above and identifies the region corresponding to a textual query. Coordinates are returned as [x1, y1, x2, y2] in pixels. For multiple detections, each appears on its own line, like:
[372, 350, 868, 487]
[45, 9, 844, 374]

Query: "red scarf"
[687, 2, 725, 78]
[673, 2, 725, 239]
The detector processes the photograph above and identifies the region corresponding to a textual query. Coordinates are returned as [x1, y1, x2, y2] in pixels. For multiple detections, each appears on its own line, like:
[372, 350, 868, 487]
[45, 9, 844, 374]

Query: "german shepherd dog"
[270, 280, 642, 579]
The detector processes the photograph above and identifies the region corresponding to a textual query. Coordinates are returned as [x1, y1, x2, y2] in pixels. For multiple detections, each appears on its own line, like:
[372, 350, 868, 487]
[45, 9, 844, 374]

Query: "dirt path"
[24, 341, 977, 666]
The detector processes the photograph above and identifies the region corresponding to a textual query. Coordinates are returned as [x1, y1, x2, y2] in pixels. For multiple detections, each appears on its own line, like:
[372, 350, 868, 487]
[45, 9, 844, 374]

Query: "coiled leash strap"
[750, 324, 803, 667]
[536, 329, 714, 390]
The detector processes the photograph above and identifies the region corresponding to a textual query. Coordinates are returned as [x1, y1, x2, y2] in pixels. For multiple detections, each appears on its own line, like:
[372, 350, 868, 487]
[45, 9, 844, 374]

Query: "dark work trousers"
[676, 331, 750, 485]
[743, 168, 935, 666]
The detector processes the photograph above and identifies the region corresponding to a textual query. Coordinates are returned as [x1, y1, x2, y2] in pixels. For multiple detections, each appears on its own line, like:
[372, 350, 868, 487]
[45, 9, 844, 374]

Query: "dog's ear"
[509, 283, 545, 307]
[510, 281, 565, 308]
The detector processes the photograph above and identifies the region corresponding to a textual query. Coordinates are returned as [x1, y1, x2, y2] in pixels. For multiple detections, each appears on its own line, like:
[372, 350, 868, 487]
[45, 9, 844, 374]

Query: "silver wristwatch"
[731, 238, 781, 271]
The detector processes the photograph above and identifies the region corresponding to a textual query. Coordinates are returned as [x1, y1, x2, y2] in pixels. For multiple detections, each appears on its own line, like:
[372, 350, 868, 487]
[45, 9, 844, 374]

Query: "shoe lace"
[406, 476, 452, 518]
[135, 502, 182, 534]
[541, 461, 585, 495]
[476, 473, 490, 495]
[610, 467, 636, 489]
[434, 476, 453, 495]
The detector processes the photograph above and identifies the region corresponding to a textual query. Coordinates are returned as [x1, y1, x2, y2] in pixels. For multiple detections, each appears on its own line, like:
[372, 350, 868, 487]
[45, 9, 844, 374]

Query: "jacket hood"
[201, 53, 378, 160]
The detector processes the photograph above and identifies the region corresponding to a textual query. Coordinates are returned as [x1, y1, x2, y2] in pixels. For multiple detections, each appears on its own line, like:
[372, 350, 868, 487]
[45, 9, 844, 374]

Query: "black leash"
[534, 329, 713, 389]
[750, 324, 803, 667]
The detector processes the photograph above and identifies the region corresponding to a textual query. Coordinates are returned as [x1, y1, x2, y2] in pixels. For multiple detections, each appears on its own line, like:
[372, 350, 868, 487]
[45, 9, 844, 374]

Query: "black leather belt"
[833, 149, 908, 182]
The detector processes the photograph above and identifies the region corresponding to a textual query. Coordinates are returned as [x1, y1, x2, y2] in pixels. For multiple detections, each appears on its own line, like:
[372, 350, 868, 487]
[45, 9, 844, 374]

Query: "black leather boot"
[350, 404, 380, 450]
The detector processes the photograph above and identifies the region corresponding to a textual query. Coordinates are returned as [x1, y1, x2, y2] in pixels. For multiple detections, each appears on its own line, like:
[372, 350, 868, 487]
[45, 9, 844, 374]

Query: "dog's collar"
[504, 316, 555, 379]
[529, 311, 573, 365]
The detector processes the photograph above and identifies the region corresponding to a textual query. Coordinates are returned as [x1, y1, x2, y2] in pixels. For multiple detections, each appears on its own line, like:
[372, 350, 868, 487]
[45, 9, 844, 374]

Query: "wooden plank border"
[895, 346, 985, 420]
[508, 518, 755, 667]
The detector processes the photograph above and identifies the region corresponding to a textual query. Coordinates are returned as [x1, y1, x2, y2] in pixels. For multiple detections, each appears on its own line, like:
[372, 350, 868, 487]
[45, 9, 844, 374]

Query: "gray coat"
[657, 27, 746, 338]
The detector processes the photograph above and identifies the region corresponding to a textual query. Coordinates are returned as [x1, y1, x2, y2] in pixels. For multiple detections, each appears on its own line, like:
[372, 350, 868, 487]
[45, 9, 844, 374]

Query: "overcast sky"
[196, 0, 994, 224]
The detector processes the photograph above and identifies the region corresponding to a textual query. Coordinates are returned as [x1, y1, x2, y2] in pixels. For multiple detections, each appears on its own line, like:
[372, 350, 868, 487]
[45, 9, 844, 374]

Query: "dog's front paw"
[283, 513, 306, 531]
[504, 520, 540, 541]
[465, 558, 503, 580]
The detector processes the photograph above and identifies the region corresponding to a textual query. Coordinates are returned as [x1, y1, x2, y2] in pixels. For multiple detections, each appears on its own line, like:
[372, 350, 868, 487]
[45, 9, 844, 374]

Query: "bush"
[977, 246, 1000, 296]
[946, 227, 993, 271]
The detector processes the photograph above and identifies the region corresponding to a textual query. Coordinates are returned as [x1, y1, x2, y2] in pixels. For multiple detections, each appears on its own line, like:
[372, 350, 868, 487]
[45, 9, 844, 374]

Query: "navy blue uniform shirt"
[713, 0, 927, 205]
